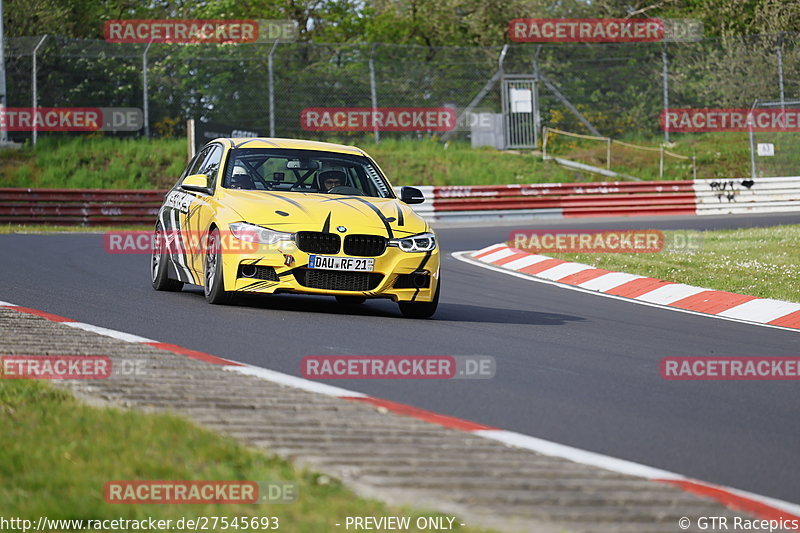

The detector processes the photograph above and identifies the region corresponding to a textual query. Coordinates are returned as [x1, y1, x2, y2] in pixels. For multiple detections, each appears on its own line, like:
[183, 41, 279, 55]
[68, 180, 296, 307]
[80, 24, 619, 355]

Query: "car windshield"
[222, 148, 393, 198]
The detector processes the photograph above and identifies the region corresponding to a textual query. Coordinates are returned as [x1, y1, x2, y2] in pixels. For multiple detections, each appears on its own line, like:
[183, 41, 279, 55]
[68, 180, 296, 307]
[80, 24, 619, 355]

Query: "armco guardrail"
[1, 177, 798, 225]
[694, 177, 800, 216]
[0, 188, 165, 225]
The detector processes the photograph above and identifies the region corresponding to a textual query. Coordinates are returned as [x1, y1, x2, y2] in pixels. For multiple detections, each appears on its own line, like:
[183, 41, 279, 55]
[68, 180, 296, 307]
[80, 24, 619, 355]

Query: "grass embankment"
[0, 132, 763, 190]
[543, 131, 757, 180]
[0, 379, 489, 532]
[527, 225, 800, 303]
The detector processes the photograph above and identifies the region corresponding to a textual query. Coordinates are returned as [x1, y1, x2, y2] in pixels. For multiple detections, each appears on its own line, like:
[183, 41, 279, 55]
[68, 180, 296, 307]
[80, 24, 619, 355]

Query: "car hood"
[218, 190, 430, 238]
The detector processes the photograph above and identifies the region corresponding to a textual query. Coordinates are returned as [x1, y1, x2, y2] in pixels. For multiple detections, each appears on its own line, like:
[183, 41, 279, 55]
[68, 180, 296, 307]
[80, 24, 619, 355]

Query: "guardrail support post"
[659, 145, 665, 178]
[606, 138, 612, 170]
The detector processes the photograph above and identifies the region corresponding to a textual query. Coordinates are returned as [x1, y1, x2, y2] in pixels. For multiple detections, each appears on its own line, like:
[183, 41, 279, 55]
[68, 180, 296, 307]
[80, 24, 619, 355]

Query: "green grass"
[0, 136, 185, 189]
[363, 138, 575, 185]
[0, 131, 778, 189]
[0, 379, 491, 532]
[529, 225, 800, 303]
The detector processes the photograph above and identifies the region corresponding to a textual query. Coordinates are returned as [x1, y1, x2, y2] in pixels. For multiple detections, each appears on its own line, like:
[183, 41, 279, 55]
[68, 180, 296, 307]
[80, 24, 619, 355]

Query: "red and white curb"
[459, 243, 800, 333]
[1, 299, 799, 523]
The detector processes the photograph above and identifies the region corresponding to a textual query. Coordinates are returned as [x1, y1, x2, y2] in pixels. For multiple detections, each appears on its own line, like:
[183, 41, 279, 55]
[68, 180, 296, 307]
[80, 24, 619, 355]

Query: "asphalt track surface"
[1, 212, 799, 504]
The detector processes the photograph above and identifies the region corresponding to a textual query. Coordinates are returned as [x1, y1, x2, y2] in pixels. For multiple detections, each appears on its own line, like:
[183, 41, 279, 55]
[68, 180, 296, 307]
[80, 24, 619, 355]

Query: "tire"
[398, 280, 439, 319]
[336, 295, 366, 305]
[204, 227, 232, 304]
[151, 222, 184, 292]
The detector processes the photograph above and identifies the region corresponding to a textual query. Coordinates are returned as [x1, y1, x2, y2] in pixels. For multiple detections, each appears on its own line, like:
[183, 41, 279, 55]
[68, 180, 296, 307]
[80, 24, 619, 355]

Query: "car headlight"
[389, 232, 436, 253]
[229, 222, 294, 245]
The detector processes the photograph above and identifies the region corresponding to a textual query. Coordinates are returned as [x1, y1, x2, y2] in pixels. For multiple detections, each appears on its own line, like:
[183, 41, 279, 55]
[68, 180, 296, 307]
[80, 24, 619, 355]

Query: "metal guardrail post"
[31, 35, 47, 146]
[659, 145, 665, 178]
[606, 138, 612, 170]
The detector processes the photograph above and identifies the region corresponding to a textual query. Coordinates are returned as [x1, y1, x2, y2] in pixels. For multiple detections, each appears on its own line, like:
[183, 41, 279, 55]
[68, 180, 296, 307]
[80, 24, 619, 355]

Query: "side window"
[183, 146, 211, 180]
[199, 145, 223, 190]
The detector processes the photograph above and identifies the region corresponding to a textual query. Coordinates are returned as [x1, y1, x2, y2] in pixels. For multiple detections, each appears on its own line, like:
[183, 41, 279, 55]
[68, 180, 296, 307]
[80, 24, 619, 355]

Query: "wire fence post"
[31, 35, 47, 146]
[662, 42, 670, 144]
[142, 40, 152, 138]
[659, 145, 665, 178]
[0, 0, 7, 143]
[532, 45, 542, 148]
[368, 49, 379, 143]
[268, 39, 279, 137]
[606, 137, 612, 169]
[777, 33, 785, 111]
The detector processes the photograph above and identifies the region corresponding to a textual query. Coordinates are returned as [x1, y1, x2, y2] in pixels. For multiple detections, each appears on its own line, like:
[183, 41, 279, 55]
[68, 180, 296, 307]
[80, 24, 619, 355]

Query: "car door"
[181, 143, 225, 278]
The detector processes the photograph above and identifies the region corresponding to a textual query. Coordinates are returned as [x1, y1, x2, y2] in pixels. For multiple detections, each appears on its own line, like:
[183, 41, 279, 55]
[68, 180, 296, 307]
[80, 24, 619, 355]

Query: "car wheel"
[336, 295, 366, 305]
[204, 227, 232, 304]
[151, 222, 184, 292]
[398, 280, 439, 319]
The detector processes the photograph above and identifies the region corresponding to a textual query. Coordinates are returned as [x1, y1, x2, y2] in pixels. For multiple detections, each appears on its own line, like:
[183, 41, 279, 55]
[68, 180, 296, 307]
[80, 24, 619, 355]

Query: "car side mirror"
[181, 174, 210, 194]
[400, 186, 424, 205]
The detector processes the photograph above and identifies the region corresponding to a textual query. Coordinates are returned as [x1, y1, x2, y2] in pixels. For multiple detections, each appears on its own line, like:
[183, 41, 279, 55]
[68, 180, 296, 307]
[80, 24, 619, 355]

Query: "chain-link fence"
[4, 33, 800, 151]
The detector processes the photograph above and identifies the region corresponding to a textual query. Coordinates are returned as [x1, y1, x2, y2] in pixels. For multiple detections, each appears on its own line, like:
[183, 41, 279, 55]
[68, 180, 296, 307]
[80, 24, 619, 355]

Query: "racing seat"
[229, 167, 255, 190]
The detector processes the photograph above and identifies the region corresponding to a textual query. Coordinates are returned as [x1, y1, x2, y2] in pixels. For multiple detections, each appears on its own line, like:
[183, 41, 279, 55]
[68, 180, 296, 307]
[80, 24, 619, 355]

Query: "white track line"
[62, 322, 157, 343]
[224, 364, 367, 398]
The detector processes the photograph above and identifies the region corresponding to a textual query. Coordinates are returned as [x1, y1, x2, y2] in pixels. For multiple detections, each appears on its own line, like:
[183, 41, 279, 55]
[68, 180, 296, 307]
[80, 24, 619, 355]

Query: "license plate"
[308, 255, 374, 272]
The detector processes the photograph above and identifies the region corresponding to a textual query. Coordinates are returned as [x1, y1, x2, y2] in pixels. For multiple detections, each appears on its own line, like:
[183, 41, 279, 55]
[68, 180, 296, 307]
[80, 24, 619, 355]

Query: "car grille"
[343, 234, 387, 257]
[293, 268, 383, 291]
[296, 231, 341, 254]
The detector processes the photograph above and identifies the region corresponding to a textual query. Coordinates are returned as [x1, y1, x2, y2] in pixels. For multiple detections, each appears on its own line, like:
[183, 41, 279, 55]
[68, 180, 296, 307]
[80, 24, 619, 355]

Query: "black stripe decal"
[322, 212, 332, 233]
[234, 138, 279, 149]
[352, 197, 394, 239]
[396, 204, 405, 226]
[410, 251, 433, 302]
[265, 192, 309, 213]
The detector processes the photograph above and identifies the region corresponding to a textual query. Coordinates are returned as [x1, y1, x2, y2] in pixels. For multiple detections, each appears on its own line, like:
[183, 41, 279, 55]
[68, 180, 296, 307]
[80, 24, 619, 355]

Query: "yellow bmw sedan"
[150, 138, 440, 318]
